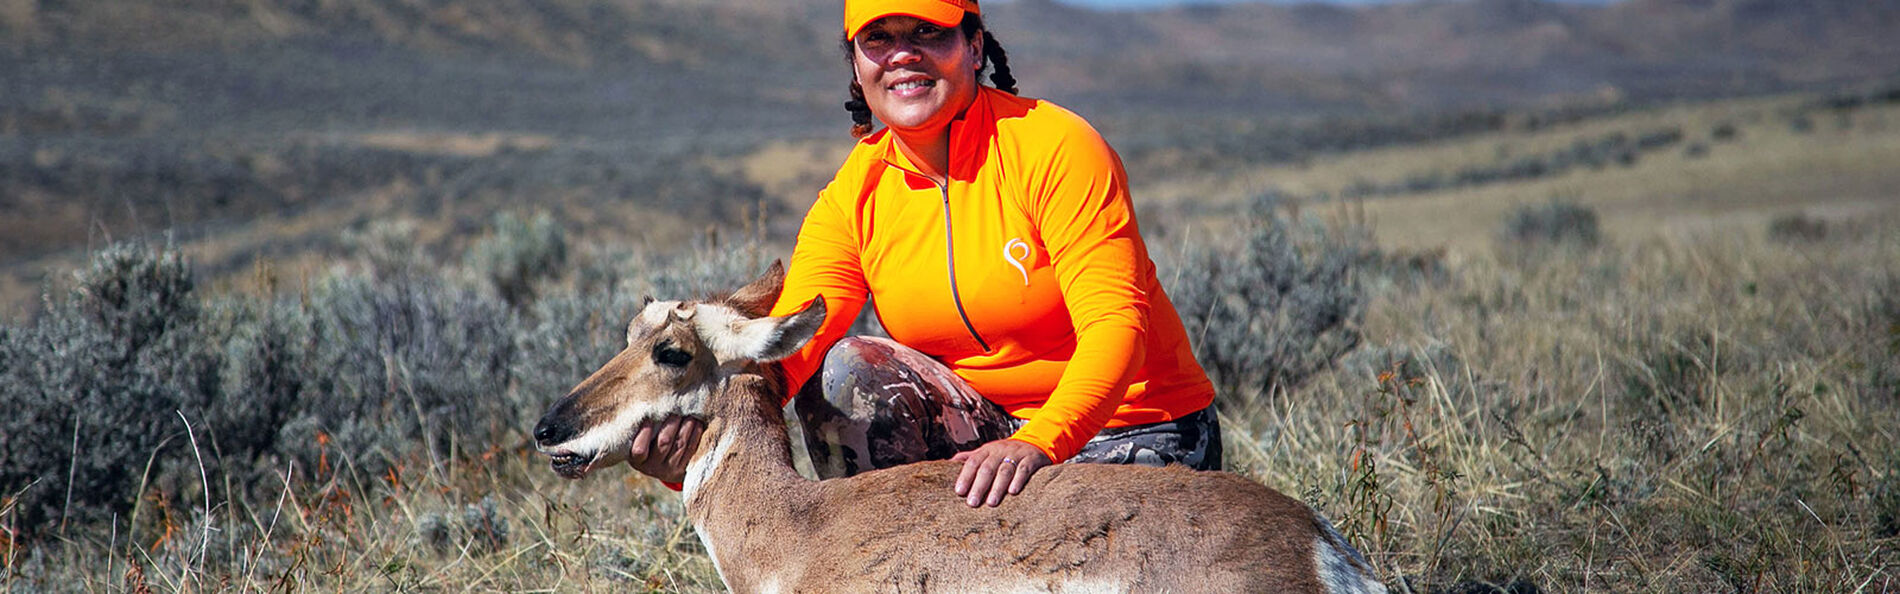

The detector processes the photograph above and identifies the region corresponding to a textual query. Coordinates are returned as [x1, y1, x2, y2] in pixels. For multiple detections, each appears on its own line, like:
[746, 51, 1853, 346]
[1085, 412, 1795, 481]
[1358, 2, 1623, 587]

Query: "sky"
[1060, 0, 1614, 8]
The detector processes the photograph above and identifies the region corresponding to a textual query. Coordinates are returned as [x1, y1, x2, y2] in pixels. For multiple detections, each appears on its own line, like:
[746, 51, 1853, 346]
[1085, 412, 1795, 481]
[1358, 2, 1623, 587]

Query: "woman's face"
[852, 16, 982, 137]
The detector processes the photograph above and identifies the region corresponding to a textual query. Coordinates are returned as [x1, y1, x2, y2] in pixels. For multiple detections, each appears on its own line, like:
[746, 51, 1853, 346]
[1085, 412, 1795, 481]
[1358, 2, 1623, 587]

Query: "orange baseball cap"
[844, 0, 980, 40]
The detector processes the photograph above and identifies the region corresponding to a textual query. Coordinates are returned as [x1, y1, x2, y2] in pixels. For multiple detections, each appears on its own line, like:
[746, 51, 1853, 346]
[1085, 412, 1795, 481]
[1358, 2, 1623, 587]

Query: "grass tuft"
[3, 179, 1897, 591]
[1498, 198, 1601, 251]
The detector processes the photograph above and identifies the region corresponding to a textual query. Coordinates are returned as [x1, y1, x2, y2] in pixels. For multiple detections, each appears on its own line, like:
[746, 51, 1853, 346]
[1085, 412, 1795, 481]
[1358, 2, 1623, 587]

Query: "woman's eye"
[914, 25, 945, 40]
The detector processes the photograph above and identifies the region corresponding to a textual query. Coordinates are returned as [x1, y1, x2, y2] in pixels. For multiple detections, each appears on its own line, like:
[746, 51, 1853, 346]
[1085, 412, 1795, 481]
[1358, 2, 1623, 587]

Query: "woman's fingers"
[655, 416, 683, 452]
[1007, 456, 1037, 495]
[953, 450, 981, 497]
[626, 417, 704, 483]
[984, 458, 1016, 507]
[627, 423, 657, 465]
[953, 440, 1051, 507]
[667, 420, 703, 470]
[965, 455, 1000, 507]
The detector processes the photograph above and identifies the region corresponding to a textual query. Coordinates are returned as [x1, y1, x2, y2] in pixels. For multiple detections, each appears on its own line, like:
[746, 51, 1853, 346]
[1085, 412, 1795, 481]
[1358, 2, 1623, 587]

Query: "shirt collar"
[877, 87, 1000, 183]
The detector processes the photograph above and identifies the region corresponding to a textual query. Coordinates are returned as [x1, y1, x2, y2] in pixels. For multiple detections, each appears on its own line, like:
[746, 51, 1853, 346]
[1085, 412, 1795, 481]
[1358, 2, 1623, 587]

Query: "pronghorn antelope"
[533, 263, 1388, 594]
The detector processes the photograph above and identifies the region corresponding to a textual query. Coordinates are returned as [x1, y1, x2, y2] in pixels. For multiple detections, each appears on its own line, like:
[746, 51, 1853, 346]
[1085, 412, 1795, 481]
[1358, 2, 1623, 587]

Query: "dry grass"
[12, 215, 1891, 592]
[721, 139, 851, 210]
[1222, 218, 1900, 590]
[1142, 95, 1900, 253]
[6, 439, 725, 592]
[349, 131, 558, 158]
[7, 91, 1899, 592]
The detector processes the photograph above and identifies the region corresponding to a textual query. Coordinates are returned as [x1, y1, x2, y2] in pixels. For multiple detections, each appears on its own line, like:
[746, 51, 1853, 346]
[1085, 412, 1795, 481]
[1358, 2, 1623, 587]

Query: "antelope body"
[534, 264, 1387, 594]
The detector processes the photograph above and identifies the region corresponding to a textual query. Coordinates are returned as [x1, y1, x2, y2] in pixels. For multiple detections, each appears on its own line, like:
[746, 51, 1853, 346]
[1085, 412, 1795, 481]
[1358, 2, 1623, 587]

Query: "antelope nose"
[534, 416, 574, 446]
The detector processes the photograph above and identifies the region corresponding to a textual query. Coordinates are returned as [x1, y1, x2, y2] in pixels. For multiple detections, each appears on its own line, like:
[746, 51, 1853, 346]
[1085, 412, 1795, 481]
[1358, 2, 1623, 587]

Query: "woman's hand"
[952, 439, 1052, 508]
[627, 415, 705, 484]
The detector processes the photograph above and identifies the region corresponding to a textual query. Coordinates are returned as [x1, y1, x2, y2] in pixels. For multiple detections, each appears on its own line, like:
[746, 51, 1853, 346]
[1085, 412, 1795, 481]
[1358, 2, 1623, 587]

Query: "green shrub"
[416, 495, 511, 555]
[1618, 331, 1720, 416]
[513, 280, 649, 414]
[1876, 454, 1900, 539]
[1341, 128, 1681, 199]
[1498, 199, 1600, 249]
[0, 243, 225, 534]
[0, 239, 538, 539]
[465, 211, 568, 308]
[637, 236, 776, 301]
[283, 271, 522, 479]
[0, 225, 795, 542]
[1165, 196, 1369, 404]
[1869, 273, 1900, 404]
[341, 219, 431, 281]
[1766, 213, 1828, 243]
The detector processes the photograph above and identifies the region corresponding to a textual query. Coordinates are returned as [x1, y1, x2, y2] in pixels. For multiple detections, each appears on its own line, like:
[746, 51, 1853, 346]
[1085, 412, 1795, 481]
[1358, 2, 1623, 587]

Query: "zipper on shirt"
[887, 160, 994, 354]
[937, 183, 993, 353]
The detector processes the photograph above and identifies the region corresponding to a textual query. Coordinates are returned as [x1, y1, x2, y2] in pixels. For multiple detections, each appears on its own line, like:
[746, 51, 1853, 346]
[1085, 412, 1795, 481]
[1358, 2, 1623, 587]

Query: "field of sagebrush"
[1232, 211, 1900, 591]
[4, 89, 1899, 592]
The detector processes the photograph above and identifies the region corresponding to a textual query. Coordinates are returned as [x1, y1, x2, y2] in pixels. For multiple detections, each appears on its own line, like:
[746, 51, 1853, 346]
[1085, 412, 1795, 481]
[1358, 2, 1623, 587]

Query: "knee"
[805, 336, 886, 407]
[819, 336, 898, 381]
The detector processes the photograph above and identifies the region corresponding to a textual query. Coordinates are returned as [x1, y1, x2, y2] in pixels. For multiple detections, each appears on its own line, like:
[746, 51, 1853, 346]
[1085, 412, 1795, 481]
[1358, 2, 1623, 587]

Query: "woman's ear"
[969, 30, 984, 68]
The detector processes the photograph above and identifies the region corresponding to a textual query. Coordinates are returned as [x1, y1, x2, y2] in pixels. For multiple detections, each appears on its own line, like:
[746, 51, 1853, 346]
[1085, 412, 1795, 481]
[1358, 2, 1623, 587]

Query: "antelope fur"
[534, 262, 1388, 594]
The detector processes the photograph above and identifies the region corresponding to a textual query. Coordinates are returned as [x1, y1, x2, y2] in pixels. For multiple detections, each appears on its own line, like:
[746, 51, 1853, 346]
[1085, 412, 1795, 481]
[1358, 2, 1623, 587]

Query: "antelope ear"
[715, 295, 827, 363]
[726, 260, 786, 318]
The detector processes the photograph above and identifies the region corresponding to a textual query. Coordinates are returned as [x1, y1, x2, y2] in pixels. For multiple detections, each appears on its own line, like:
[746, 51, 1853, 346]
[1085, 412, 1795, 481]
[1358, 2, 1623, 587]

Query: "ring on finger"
[1000, 457, 1015, 466]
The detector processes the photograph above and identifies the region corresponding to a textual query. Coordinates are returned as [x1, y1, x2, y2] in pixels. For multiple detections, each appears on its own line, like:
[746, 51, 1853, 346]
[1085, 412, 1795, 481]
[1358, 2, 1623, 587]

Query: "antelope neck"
[681, 370, 808, 535]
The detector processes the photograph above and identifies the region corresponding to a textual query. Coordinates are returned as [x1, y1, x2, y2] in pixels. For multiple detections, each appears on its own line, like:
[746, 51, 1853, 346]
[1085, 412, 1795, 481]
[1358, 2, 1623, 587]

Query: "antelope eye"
[654, 344, 693, 368]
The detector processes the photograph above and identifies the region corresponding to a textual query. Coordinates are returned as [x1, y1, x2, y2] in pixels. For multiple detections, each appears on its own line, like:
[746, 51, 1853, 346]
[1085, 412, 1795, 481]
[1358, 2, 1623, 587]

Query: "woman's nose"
[885, 41, 923, 66]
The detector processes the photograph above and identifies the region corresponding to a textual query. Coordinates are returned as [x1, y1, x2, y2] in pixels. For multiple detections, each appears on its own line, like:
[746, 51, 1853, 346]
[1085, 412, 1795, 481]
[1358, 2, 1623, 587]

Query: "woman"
[629, 0, 1221, 508]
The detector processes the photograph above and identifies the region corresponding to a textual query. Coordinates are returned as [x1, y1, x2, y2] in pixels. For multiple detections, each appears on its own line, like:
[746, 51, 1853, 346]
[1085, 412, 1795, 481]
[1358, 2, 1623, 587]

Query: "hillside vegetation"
[4, 0, 1900, 591]
[5, 0, 1900, 316]
[3, 86, 1897, 591]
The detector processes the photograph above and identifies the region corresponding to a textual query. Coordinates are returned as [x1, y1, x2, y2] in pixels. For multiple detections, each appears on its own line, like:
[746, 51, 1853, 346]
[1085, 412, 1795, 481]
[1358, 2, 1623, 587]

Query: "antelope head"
[532, 262, 826, 479]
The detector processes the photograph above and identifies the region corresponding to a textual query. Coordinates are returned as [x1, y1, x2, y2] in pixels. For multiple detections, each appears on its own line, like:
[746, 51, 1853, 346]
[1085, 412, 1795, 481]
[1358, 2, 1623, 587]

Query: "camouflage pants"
[792, 336, 1223, 479]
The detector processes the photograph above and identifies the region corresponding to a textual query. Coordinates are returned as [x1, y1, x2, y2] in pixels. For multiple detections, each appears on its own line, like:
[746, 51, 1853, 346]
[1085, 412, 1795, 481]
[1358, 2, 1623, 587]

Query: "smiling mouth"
[890, 78, 936, 92]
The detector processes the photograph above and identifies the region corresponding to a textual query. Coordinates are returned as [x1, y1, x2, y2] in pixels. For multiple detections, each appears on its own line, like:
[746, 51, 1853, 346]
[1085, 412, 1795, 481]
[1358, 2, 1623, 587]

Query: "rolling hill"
[2, 0, 1897, 313]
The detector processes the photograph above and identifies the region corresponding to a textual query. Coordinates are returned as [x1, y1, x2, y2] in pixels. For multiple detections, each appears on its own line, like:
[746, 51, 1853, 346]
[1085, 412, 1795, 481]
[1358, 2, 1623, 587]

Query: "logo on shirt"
[1003, 238, 1031, 286]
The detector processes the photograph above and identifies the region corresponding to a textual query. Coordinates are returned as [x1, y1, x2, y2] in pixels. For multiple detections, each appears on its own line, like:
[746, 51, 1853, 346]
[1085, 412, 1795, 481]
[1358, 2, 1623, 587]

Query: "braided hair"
[977, 28, 1017, 95]
[843, 14, 1017, 138]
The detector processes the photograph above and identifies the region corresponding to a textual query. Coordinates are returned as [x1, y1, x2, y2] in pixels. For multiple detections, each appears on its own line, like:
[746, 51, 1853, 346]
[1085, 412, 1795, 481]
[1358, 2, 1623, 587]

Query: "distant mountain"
[5, 0, 1894, 121]
[0, 0, 832, 67]
[3, 0, 1897, 312]
[982, 0, 1900, 112]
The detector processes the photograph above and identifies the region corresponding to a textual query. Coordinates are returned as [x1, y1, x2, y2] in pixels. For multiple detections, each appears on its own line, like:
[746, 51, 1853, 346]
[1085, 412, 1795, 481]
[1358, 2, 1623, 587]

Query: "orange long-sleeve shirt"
[769, 87, 1215, 463]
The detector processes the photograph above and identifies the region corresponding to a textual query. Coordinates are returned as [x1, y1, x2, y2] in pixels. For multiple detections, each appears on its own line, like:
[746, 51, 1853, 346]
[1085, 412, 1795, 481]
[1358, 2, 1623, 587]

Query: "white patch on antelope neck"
[681, 430, 736, 503]
[697, 511, 732, 589]
[685, 431, 741, 588]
